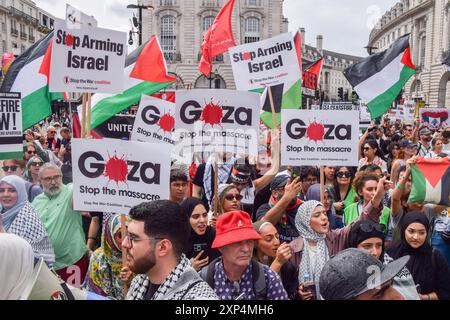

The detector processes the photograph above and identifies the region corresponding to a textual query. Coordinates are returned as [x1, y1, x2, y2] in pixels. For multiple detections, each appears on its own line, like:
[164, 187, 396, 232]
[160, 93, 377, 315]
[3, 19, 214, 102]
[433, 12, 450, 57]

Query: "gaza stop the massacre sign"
[174, 89, 260, 158]
[72, 138, 171, 214]
[281, 110, 359, 166]
[131, 95, 176, 145]
[229, 32, 300, 91]
[49, 20, 127, 93]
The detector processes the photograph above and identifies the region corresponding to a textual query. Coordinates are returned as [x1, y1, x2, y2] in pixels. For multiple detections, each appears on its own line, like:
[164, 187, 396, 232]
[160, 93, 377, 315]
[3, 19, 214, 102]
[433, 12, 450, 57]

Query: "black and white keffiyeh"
[295, 200, 329, 300]
[8, 202, 55, 267]
[203, 154, 235, 205]
[127, 254, 218, 300]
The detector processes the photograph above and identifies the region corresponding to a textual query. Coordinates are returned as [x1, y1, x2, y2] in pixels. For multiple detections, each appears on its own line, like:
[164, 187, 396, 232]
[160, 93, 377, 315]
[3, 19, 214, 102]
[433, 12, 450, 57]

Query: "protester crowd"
[1, 112, 450, 301]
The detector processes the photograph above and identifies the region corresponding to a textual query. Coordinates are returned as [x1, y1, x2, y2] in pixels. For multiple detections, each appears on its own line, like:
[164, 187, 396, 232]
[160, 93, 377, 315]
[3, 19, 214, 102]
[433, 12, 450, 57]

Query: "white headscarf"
[0, 233, 34, 300]
[295, 200, 329, 300]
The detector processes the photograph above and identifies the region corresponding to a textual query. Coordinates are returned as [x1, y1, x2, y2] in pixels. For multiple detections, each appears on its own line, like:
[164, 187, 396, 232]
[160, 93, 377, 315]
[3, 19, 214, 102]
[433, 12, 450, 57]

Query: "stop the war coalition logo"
[72, 139, 170, 214]
[229, 32, 301, 91]
[174, 89, 259, 158]
[281, 110, 359, 167]
[49, 20, 127, 94]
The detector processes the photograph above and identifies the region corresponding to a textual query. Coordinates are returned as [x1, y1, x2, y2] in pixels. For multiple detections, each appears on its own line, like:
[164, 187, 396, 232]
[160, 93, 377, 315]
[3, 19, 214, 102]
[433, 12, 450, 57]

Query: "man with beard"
[32, 163, 88, 286]
[255, 174, 303, 243]
[124, 200, 218, 300]
[416, 127, 433, 157]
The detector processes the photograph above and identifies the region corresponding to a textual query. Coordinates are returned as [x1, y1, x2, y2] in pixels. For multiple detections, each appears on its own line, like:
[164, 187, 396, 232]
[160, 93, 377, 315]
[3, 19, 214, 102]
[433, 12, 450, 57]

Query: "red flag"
[199, 0, 236, 76]
[130, 35, 176, 83]
[294, 31, 302, 75]
[305, 58, 324, 84]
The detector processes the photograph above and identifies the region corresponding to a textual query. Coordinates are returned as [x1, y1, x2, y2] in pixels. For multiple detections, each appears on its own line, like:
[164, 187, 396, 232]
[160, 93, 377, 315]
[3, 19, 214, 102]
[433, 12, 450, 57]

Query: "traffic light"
[338, 87, 343, 100]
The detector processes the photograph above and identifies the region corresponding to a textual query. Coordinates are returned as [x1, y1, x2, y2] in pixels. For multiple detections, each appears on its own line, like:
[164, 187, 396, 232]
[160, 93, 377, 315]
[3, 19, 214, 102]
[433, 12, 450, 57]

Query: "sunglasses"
[359, 222, 385, 233]
[27, 150, 37, 155]
[225, 194, 243, 201]
[31, 161, 44, 167]
[336, 171, 352, 178]
[2, 165, 19, 172]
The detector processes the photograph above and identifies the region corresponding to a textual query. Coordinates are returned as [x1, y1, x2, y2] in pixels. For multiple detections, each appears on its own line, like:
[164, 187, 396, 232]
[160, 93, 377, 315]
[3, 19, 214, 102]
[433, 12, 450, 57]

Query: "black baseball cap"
[319, 248, 409, 300]
[270, 174, 290, 191]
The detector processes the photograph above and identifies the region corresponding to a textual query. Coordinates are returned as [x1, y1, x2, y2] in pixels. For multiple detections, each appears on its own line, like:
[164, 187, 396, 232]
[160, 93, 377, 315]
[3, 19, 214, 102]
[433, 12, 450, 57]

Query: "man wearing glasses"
[125, 200, 218, 300]
[32, 163, 89, 287]
[169, 167, 189, 204]
[46, 126, 61, 156]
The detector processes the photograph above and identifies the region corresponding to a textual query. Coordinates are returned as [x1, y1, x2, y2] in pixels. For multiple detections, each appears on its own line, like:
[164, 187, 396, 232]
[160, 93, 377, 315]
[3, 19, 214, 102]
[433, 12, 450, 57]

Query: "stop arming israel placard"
[0, 92, 22, 160]
[131, 95, 176, 145]
[49, 20, 126, 94]
[229, 32, 301, 91]
[174, 89, 259, 158]
[281, 109, 359, 166]
[72, 138, 170, 214]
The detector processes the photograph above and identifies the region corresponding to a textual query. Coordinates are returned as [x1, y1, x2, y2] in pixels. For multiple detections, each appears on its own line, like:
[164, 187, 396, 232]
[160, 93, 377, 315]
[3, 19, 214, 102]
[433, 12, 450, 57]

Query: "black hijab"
[348, 220, 386, 260]
[180, 198, 220, 261]
[386, 212, 434, 293]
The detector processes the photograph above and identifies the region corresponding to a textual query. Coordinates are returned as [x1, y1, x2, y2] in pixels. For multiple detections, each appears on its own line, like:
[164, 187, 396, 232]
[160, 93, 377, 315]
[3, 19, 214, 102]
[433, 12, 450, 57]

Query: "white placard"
[72, 138, 171, 214]
[229, 32, 301, 91]
[174, 89, 260, 158]
[281, 109, 359, 166]
[65, 4, 97, 29]
[49, 20, 126, 94]
[131, 95, 176, 145]
[0, 92, 22, 159]
[420, 108, 449, 129]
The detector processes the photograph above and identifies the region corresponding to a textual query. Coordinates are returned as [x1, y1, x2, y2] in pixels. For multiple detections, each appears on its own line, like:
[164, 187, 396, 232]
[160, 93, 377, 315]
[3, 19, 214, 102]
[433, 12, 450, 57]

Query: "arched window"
[244, 17, 260, 43]
[203, 15, 215, 31]
[160, 15, 176, 58]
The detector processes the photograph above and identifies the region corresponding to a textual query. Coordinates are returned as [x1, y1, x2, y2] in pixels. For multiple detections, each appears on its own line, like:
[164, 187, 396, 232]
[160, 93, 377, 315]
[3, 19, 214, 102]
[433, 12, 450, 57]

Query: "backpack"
[199, 257, 267, 300]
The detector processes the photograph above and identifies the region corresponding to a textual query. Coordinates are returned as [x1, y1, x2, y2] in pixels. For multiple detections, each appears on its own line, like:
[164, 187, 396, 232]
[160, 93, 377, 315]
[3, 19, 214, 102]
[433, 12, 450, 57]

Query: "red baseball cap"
[211, 211, 262, 248]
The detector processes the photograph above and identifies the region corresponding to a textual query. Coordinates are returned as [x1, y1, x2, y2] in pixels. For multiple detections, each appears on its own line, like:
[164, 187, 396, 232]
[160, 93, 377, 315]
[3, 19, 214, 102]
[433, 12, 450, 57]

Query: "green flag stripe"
[0, 151, 24, 160]
[408, 165, 426, 203]
[367, 66, 415, 119]
[90, 81, 173, 130]
[22, 86, 63, 130]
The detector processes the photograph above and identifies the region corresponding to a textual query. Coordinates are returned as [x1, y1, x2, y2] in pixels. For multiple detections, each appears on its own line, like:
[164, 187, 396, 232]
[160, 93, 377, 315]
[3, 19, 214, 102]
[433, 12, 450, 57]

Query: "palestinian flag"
[408, 157, 450, 206]
[79, 35, 175, 131]
[259, 31, 302, 129]
[0, 32, 64, 130]
[343, 34, 416, 120]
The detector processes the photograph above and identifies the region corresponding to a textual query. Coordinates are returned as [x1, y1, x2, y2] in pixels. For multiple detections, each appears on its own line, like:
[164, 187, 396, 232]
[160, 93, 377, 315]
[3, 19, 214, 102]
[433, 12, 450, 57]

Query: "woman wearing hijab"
[306, 184, 343, 230]
[349, 220, 419, 300]
[386, 212, 450, 300]
[0, 175, 54, 266]
[84, 214, 133, 299]
[0, 233, 34, 300]
[180, 198, 221, 271]
[292, 176, 390, 300]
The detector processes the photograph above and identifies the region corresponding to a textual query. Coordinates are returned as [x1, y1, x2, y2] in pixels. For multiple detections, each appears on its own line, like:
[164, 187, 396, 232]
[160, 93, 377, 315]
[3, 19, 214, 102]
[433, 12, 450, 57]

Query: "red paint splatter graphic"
[242, 52, 251, 60]
[306, 121, 325, 143]
[65, 34, 74, 47]
[158, 113, 175, 133]
[201, 100, 223, 127]
[105, 154, 128, 186]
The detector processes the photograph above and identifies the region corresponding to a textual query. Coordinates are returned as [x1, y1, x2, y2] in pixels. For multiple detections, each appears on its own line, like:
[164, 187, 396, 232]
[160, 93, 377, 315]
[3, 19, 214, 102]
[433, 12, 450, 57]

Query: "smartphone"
[193, 243, 208, 259]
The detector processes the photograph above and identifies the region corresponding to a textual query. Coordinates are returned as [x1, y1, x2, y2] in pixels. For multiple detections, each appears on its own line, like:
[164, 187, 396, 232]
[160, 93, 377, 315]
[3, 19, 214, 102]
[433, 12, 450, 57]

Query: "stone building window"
[203, 15, 215, 31]
[160, 15, 176, 57]
[244, 17, 260, 43]
[419, 35, 426, 66]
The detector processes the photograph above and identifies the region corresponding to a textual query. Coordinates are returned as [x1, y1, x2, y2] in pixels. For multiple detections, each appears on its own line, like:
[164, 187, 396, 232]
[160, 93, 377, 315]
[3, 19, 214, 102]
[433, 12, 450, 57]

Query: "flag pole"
[81, 93, 87, 138]
[267, 86, 279, 129]
[320, 166, 325, 204]
[86, 93, 92, 138]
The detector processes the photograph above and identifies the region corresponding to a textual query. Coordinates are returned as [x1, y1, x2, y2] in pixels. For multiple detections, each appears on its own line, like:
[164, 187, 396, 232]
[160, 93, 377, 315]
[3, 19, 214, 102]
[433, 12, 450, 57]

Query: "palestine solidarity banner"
[409, 157, 450, 206]
[131, 95, 176, 145]
[174, 89, 259, 158]
[281, 109, 359, 166]
[420, 108, 449, 129]
[0, 92, 22, 160]
[72, 138, 171, 213]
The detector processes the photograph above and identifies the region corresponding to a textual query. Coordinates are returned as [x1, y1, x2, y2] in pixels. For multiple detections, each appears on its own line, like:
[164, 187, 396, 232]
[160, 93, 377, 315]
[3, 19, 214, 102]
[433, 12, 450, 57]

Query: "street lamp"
[207, 71, 220, 89]
[127, 3, 154, 46]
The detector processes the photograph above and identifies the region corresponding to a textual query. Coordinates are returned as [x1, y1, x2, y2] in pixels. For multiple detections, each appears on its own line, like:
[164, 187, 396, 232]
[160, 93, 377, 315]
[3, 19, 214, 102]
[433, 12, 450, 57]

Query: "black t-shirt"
[144, 282, 161, 300]
[255, 201, 300, 243]
[47, 137, 61, 151]
[185, 226, 221, 263]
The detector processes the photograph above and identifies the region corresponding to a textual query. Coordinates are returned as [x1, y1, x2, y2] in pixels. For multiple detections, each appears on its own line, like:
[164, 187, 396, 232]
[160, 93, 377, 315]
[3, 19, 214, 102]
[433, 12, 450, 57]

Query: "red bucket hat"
[211, 211, 262, 248]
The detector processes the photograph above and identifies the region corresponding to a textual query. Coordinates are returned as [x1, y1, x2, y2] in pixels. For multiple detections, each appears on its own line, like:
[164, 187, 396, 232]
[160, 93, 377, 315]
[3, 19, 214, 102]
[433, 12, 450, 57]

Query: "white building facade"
[368, 0, 450, 108]
[141, 0, 288, 89]
[0, 0, 55, 57]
